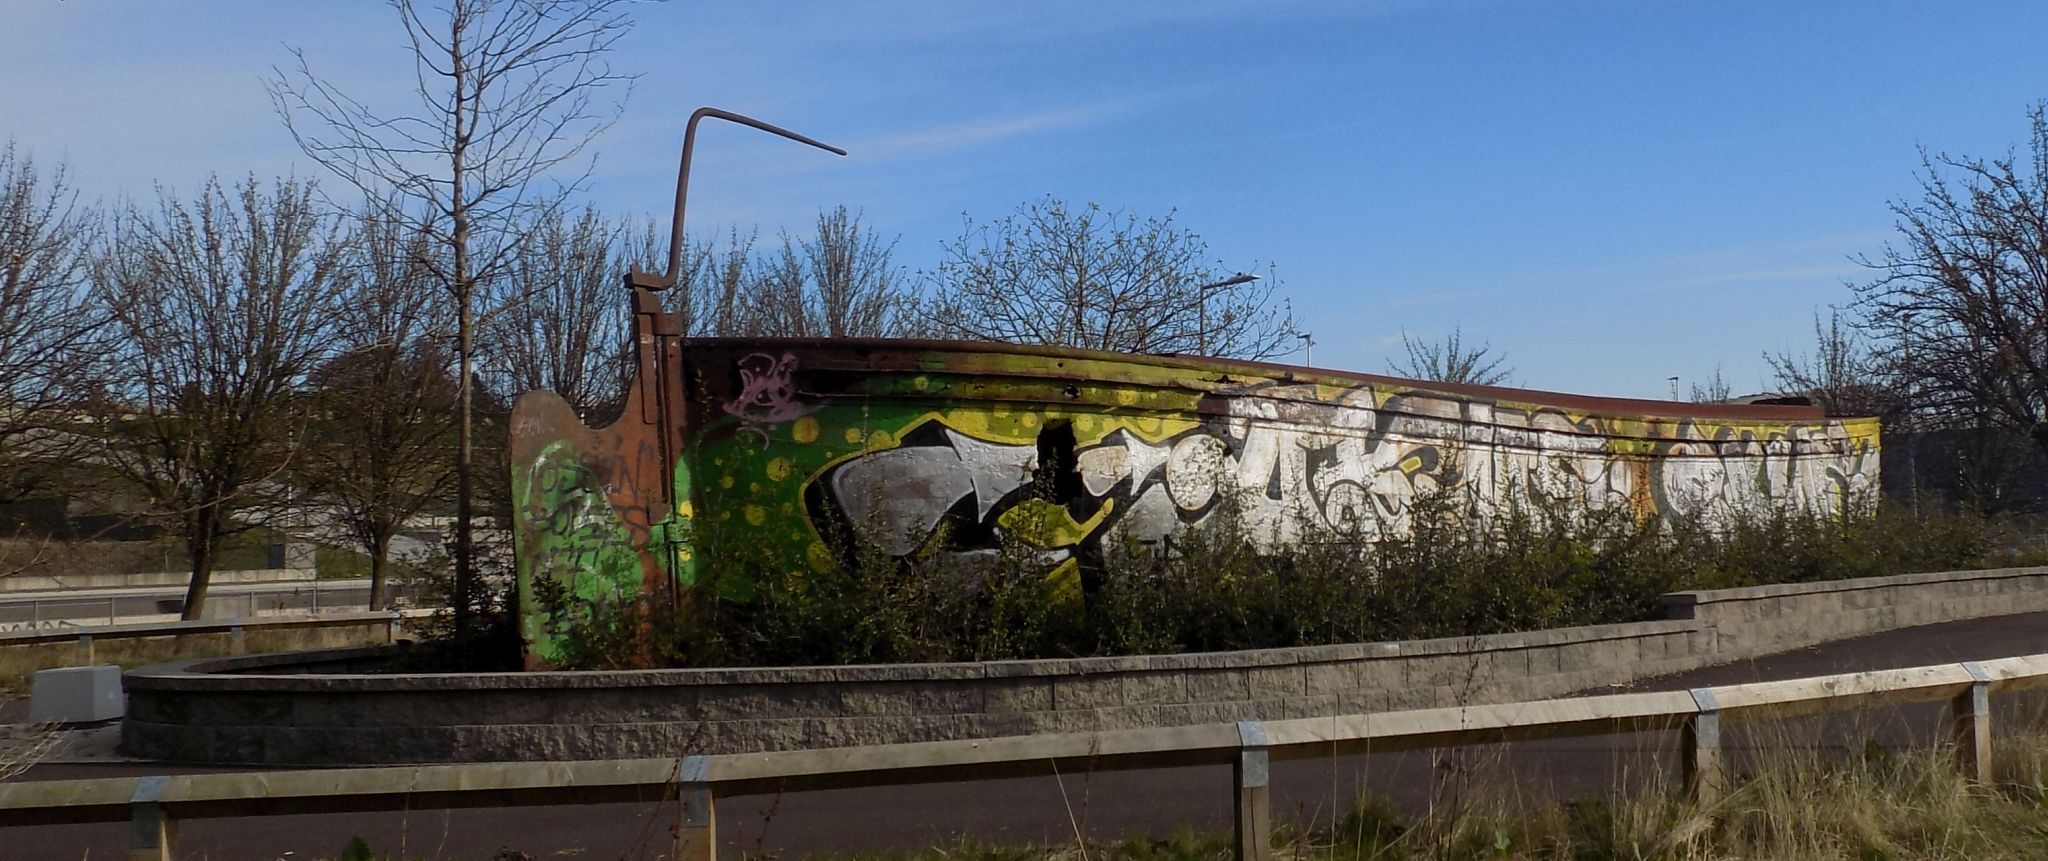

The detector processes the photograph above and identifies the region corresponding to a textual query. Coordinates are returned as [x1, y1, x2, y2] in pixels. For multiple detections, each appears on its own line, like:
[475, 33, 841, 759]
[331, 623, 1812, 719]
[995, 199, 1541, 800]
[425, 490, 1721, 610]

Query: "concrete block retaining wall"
[0, 613, 404, 694]
[122, 566, 2048, 765]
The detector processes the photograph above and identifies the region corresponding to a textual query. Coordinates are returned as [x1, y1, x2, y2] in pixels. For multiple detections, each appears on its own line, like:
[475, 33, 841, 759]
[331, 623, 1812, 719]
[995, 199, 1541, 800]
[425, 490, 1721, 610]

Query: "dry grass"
[0, 722, 61, 782]
[0, 633, 236, 694]
[780, 714, 2048, 861]
[288, 715, 2048, 860]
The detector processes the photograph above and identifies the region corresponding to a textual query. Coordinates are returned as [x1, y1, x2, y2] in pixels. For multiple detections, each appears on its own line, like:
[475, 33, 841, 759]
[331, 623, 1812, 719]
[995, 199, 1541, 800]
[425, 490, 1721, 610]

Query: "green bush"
[530, 479, 2010, 670]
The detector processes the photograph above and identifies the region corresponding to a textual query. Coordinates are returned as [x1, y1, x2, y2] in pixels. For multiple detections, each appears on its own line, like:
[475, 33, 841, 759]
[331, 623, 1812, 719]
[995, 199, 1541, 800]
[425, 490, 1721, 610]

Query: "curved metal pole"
[626, 107, 846, 291]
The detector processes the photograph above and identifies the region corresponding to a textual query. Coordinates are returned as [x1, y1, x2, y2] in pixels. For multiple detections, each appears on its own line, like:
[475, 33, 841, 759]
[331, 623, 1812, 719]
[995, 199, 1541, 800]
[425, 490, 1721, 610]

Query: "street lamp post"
[1194, 272, 1260, 355]
[1296, 331, 1315, 367]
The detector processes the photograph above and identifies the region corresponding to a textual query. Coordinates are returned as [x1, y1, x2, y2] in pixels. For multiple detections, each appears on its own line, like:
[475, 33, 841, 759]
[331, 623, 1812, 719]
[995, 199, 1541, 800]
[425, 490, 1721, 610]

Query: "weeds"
[532, 476, 2010, 671]
[794, 714, 2048, 860]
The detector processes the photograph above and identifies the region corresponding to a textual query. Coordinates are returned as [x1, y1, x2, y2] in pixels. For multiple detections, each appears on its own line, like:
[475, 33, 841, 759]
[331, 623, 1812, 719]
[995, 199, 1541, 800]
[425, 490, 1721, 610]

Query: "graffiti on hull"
[790, 380, 1878, 570]
[678, 349, 1878, 577]
[511, 340, 1881, 665]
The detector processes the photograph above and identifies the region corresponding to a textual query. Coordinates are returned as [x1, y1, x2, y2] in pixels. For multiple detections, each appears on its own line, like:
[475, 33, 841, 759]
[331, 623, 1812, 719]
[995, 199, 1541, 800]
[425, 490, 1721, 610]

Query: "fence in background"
[0, 581, 420, 632]
[0, 612, 424, 694]
[3, 652, 2044, 861]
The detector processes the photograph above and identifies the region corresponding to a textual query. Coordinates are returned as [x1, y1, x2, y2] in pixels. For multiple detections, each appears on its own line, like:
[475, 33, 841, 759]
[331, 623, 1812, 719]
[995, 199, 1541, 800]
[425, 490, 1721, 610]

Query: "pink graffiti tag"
[722, 352, 820, 447]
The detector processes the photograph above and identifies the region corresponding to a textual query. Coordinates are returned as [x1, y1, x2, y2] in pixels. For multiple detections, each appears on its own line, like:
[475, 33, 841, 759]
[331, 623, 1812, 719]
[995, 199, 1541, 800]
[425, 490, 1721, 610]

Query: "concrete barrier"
[0, 567, 317, 593]
[120, 566, 2048, 765]
[0, 613, 410, 694]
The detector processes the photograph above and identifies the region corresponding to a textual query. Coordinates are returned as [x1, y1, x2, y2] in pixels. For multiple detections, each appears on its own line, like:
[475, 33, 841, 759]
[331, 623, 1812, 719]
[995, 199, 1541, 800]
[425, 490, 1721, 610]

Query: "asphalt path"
[5, 612, 2047, 860]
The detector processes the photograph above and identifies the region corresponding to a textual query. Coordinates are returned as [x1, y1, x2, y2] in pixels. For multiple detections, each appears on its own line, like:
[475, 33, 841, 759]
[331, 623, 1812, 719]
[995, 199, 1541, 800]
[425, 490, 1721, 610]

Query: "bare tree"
[753, 206, 917, 337]
[301, 207, 458, 610]
[928, 196, 1292, 358]
[94, 177, 347, 619]
[0, 143, 103, 509]
[1855, 103, 2048, 457]
[488, 205, 631, 422]
[1767, 309, 1897, 418]
[668, 227, 758, 337]
[270, 0, 636, 637]
[1688, 367, 1734, 404]
[1389, 326, 1513, 386]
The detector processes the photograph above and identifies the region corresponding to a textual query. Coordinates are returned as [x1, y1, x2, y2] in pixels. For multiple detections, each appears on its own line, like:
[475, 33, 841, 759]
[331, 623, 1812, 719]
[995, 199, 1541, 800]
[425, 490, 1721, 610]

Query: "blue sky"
[7, 1, 2048, 399]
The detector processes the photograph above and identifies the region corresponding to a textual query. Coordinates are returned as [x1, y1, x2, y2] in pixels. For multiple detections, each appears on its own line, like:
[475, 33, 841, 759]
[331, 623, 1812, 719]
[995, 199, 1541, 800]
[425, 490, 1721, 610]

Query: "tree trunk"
[450, 17, 475, 643]
[369, 530, 391, 611]
[181, 510, 217, 621]
[455, 283, 474, 636]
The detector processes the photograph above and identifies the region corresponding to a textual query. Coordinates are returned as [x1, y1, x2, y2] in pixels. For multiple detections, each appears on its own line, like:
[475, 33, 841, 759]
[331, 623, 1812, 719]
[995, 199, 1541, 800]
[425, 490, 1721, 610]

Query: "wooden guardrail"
[5, 653, 2047, 861]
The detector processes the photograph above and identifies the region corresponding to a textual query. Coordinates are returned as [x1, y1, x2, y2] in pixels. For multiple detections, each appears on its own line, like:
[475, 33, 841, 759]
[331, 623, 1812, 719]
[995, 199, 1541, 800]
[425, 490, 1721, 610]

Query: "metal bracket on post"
[1956, 661, 1994, 782]
[1234, 720, 1272, 861]
[648, 517, 689, 553]
[1685, 688, 1723, 806]
[130, 775, 175, 861]
[675, 755, 716, 861]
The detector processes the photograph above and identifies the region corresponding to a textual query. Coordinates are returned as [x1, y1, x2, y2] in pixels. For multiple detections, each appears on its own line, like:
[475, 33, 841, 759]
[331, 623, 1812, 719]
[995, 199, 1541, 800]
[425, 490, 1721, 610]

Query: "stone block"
[801, 714, 978, 749]
[1337, 687, 1389, 715]
[695, 683, 843, 720]
[1384, 685, 1435, 711]
[1653, 633, 1694, 662]
[1554, 644, 1598, 674]
[1122, 671, 1189, 705]
[1406, 656, 1463, 688]
[1274, 694, 1338, 719]
[1590, 638, 1642, 669]
[839, 681, 933, 717]
[599, 687, 704, 723]
[1054, 673, 1126, 709]
[1482, 648, 1530, 680]
[984, 677, 1054, 713]
[1304, 662, 1359, 696]
[1686, 627, 1718, 659]
[1185, 668, 1250, 703]
[1246, 665, 1305, 699]
[1477, 678, 1534, 705]
[29, 664, 125, 721]
[1097, 703, 1171, 730]
[970, 711, 1061, 739]
[1357, 659, 1405, 691]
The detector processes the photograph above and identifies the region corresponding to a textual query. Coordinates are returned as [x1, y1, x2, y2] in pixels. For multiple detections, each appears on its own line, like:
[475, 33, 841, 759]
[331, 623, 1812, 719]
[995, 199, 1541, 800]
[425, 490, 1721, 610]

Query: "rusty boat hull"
[509, 337, 1879, 668]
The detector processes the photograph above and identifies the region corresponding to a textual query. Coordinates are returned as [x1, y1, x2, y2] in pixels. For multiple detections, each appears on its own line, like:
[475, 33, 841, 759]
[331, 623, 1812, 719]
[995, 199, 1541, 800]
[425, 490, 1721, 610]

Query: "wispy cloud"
[1495, 230, 1891, 298]
[703, 0, 1409, 52]
[853, 101, 1135, 160]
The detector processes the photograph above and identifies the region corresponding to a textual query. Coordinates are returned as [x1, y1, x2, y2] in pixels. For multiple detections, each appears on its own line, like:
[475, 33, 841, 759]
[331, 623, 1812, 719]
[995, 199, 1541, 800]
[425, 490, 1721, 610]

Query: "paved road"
[6, 612, 2046, 860]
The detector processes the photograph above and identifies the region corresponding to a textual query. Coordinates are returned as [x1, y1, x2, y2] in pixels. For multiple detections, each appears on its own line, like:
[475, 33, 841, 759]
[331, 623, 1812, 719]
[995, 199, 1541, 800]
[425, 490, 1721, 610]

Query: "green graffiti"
[514, 439, 646, 665]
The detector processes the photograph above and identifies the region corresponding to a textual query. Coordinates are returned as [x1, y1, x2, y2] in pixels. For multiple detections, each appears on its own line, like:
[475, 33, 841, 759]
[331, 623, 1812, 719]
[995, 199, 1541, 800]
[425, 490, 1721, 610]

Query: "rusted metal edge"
[673, 336, 1848, 423]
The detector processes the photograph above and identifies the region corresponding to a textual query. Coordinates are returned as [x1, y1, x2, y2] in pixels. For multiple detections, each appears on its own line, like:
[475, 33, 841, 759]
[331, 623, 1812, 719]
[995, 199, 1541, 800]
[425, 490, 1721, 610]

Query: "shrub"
[530, 484, 2010, 670]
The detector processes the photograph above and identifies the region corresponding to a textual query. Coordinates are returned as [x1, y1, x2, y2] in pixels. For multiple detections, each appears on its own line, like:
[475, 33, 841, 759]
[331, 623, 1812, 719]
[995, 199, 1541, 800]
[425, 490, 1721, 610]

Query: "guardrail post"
[1235, 720, 1272, 861]
[129, 776, 174, 861]
[1685, 688, 1723, 806]
[1955, 662, 1994, 783]
[675, 755, 716, 861]
[76, 632, 94, 665]
[230, 624, 246, 656]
